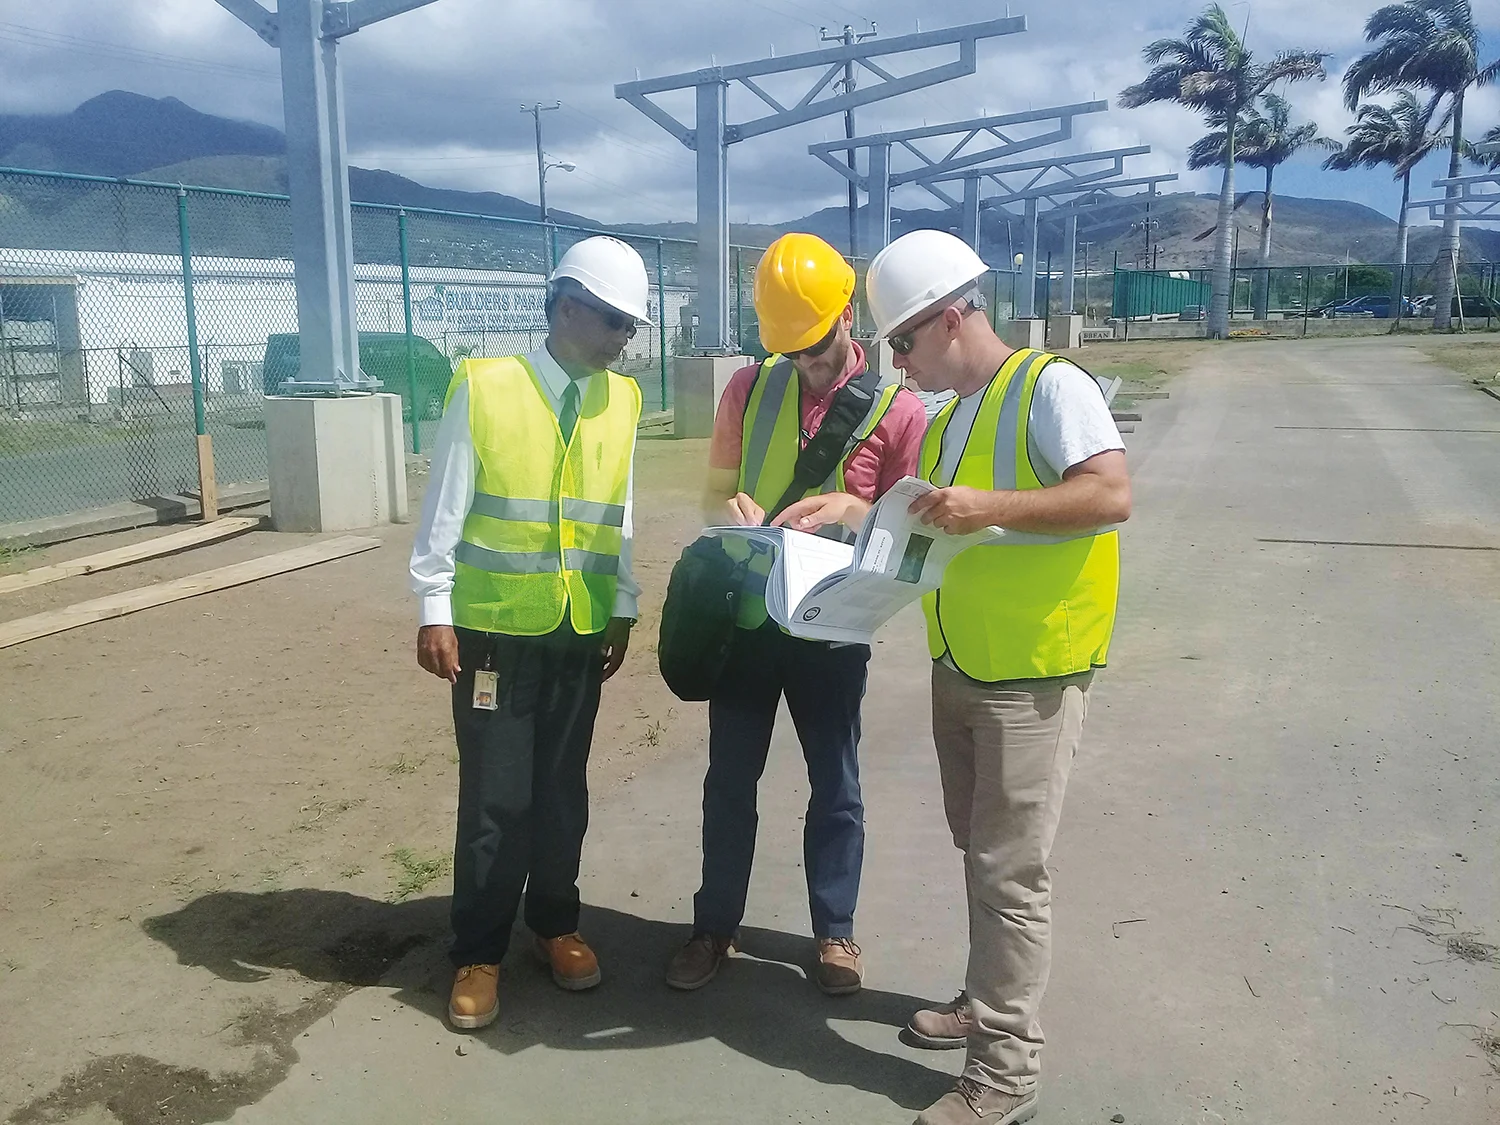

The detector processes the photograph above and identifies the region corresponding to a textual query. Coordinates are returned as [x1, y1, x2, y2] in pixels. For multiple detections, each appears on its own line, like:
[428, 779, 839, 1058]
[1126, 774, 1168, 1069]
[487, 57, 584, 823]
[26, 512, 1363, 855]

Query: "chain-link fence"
[0, 166, 778, 525]
[1110, 261, 1500, 326]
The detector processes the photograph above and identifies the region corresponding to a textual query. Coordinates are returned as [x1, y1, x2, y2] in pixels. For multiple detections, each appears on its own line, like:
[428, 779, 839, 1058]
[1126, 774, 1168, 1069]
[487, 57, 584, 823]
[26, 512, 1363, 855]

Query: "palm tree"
[1479, 123, 1500, 169]
[1344, 0, 1499, 328]
[1121, 5, 1327, 338]
[1323, 92, 1449, 315]
[1188, 94, 1336, 317]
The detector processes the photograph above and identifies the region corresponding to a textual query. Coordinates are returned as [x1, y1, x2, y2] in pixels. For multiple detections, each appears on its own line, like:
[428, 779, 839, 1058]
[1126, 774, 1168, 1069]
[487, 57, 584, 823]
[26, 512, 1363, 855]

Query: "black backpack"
[657, 363, 881, 701]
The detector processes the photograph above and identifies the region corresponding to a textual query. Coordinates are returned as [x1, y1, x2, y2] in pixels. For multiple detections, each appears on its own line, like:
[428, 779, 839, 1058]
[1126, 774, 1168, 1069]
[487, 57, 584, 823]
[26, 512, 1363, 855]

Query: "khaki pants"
[930, 661, 1089, 1095]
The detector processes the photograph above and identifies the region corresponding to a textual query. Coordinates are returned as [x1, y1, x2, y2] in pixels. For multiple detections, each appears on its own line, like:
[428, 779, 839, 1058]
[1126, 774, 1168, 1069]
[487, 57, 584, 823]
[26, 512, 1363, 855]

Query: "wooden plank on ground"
[0, 516, 262, 596]
[0, 536, 379, 649]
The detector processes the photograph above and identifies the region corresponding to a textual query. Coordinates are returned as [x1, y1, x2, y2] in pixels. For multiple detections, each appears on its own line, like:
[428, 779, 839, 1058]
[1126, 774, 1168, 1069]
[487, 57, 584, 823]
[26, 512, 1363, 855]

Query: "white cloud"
[2, 0, 1497, 225]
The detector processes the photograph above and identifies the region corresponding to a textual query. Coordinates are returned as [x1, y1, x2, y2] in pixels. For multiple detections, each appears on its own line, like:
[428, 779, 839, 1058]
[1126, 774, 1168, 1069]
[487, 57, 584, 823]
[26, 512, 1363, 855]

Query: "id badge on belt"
[472, 650, 499, 711]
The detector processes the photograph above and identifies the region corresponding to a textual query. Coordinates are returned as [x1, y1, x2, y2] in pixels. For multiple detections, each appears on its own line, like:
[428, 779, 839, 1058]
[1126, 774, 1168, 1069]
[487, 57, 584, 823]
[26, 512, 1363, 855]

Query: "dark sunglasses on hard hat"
[888, 299, 976, 355]
[785, 319, 840, 359]
[569, 291, 637, 337]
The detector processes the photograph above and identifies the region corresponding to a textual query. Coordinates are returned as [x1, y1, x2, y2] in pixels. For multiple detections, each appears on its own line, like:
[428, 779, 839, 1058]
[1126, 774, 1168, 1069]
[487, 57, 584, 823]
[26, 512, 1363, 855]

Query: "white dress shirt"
[408, 344, 640, 628]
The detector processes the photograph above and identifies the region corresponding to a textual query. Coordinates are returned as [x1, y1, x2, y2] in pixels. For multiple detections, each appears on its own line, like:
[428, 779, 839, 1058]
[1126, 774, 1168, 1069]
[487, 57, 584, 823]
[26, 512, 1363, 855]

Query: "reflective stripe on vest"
[450, 355, 640, 637]
[918, 348, 1120, 681]
[732, 354, 900, 629]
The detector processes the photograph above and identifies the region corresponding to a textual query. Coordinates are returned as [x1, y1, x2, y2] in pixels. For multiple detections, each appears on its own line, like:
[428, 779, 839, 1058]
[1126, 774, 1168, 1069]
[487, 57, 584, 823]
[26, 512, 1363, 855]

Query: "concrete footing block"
[998, 319, 1047, 350]
[672, 355, 751, 439]
[265, 393, 408, 532]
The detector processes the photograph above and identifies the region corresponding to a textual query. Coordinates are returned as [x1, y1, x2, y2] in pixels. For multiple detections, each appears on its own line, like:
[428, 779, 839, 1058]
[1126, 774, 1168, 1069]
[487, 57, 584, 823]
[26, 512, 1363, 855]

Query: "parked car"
[261, 331, 454, 420]
[1329, 295, 1413, 319]
[1306, 300, 1346, 318]
[1404, 293, 1499, 321]
[1178, 304, 1206, 321]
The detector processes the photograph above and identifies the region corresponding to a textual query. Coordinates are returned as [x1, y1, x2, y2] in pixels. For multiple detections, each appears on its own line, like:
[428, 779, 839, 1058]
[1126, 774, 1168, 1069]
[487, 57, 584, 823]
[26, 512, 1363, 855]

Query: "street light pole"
[522, 101, 562, 264]
[821, 23, 878, 257]
[1343, 240, 1360, 300]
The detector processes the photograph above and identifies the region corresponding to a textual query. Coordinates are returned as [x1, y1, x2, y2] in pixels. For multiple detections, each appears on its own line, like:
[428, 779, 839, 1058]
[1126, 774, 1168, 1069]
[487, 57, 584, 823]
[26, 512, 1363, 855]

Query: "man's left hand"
[601, 617, 633, 681]
[909, 486, 998, 536]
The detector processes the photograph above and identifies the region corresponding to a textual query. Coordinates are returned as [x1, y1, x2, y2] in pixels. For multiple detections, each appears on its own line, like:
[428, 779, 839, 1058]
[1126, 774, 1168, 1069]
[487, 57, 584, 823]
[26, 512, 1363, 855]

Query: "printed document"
[704, 476, 1083, 644]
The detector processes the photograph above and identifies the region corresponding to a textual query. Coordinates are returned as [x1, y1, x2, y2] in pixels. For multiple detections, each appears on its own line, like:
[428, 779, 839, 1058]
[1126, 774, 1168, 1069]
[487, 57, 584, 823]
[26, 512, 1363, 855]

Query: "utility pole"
[519, 101, 561, 222]
[821, 22, 877, 258]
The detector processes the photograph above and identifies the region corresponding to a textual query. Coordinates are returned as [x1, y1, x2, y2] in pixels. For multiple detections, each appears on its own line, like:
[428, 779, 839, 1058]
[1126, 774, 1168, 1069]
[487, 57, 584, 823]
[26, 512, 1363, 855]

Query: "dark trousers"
[693, 623, 870, 940]
[449, 626, 602, 967]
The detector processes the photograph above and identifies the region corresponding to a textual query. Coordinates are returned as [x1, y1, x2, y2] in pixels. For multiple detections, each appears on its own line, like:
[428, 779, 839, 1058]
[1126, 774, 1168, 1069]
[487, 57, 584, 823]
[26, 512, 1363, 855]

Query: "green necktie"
[559, 380, 580, 442]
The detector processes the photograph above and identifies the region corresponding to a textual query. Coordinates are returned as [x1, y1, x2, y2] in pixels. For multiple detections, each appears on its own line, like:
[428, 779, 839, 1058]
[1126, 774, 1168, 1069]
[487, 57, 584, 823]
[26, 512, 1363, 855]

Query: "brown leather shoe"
[815, 936, 863, 995]
[533, 933, 602, 991]
[913, 1078, 1037, 1124]
[447, 963, 499, 1030]
[665, 932, 735, 990]
[904, 991, 971, 1049]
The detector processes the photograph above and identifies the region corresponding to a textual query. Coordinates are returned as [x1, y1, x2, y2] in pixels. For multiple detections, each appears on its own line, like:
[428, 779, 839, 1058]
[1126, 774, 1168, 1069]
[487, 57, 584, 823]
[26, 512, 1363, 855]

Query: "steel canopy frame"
[214, 0, 440, 391]
[1410, 169, 1500, 223]
[808, 101, 1110, 255]
[615, 17, 1027, 351]
[955, 160, 1179, 318]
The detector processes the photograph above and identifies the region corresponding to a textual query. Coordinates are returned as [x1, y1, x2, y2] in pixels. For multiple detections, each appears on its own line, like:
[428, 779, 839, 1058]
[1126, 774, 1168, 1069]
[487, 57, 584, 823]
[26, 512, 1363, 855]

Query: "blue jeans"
[693, 623, 870, 939]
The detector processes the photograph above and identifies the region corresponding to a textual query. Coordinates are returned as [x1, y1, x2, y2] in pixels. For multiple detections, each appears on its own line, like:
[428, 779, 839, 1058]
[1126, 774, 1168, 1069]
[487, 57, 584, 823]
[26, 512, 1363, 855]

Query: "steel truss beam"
[616, 18, 1026, 351]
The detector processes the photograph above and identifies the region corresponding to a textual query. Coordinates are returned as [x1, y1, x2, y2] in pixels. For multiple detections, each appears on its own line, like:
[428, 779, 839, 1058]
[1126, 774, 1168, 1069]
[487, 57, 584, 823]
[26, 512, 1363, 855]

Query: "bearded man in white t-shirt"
[777, 229, 1131, 1125]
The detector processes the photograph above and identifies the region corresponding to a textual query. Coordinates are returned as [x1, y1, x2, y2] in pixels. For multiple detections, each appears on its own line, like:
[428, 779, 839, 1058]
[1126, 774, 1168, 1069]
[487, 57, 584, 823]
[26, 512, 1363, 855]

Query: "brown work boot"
[815, 937, 863, 995]
[533, 932, 602, 991]
[904, 990, 972, 1049]
[447, 963, 499, 1030]
[913, 1078, 1037, 1125]
[665, 932, 735, 990]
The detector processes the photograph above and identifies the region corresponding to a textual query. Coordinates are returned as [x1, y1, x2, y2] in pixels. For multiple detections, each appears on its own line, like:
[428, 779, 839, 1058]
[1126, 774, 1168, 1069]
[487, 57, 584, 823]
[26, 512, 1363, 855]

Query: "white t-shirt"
[932, 360, 1124, 487]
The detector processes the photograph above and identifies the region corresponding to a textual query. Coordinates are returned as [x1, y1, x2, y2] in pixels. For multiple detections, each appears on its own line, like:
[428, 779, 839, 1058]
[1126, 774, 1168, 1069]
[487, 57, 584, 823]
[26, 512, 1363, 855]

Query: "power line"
[0, 21, 276, 83]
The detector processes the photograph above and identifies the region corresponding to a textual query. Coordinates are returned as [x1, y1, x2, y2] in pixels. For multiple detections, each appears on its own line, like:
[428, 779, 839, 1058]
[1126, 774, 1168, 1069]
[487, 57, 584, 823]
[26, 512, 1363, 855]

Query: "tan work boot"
[815, 937, 863, 995]
[665, 932, 735, 990]
[447, 963, 499, 1030]
[904, 991, 971, 1049]
[533, 932, 602, 990]
[913, 1078, 1037, 1125]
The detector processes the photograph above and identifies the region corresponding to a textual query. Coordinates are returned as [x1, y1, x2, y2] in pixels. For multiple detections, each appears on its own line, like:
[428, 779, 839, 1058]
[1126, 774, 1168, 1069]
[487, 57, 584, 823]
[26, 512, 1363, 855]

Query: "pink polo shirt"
[709, 342, 927, 503]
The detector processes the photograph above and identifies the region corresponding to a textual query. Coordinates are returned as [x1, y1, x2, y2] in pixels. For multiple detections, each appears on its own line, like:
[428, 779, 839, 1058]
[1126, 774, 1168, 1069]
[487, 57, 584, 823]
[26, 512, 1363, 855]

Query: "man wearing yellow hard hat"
[664, 232, 925, 995]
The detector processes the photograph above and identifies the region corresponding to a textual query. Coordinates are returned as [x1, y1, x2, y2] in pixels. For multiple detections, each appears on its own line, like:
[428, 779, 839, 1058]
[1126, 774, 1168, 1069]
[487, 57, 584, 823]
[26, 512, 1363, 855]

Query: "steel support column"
[866, 142, 892, 254]
[961, 176, 981, 250]
[695, 79, 730, 351]
[1062, 211, 1078, 313]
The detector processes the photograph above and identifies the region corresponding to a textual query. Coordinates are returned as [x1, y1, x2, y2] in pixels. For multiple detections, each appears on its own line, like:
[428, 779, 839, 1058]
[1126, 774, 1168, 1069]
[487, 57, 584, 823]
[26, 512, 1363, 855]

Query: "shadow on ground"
[11, 889, 949, 1125]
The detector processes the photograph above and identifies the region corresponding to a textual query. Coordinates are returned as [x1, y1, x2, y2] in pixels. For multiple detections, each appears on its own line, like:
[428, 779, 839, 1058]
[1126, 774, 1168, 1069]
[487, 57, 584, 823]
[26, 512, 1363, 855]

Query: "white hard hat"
[866, 229, 989, 339]
[549, 235, 654, 325]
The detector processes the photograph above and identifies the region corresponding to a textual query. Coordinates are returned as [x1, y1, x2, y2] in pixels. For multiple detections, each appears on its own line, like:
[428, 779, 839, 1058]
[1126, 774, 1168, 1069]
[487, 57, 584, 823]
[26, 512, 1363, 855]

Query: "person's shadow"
[142, 889, 953, 1111]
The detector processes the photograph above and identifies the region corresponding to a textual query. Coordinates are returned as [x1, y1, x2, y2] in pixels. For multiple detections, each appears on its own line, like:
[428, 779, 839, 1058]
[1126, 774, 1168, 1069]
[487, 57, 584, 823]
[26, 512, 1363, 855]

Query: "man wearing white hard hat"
[409, 235, 651, 1031]
[779, 228, 1130, 1125]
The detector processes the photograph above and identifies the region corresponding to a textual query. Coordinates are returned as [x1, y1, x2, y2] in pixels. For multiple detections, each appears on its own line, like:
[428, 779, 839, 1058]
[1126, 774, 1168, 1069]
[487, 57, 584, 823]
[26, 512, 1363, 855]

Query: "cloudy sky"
[2, 0, 1498, 228]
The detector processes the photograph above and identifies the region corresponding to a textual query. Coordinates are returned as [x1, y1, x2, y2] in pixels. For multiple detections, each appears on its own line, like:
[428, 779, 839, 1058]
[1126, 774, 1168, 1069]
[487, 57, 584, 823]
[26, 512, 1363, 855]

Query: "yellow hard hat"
[753, 233, 856, 354]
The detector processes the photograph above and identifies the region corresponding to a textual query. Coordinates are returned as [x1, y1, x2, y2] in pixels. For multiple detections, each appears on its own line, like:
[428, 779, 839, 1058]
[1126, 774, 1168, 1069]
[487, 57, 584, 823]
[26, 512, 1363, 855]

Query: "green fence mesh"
[0, 168, 729, 525]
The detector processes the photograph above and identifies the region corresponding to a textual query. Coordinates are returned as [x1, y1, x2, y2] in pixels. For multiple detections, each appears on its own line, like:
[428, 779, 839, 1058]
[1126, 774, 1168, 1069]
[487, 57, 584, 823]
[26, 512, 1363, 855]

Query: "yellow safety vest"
[919, 347, 1120, 681]
[448, 355, 640, 637]
[733, 355, 901, 629]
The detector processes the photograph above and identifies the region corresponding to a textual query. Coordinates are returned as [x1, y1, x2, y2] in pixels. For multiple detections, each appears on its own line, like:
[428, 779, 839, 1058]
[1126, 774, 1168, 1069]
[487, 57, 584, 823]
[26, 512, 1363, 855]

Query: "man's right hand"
[417, 625, 461, 683]
[725, 492, 766, 527]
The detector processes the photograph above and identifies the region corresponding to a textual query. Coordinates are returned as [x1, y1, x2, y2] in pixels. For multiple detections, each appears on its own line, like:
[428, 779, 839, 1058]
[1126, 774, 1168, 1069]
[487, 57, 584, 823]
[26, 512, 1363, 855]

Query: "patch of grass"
[0, 542, 36, 569]
[386, 848, 450, 901]
[383, 754, 421, 776]
[294, 796, 364, 831]
[642, 719, 665, 747]
[1410, 333, 1500, 385]
[338, 864, 364, 880]
[0, 418, 137, 455]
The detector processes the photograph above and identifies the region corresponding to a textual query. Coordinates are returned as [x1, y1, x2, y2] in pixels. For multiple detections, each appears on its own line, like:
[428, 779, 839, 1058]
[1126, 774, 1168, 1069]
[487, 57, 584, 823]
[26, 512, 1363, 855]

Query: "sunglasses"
[570, 292, 637, 337]
[786, 319, 840, 360]
[889, 301, 972, 355]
